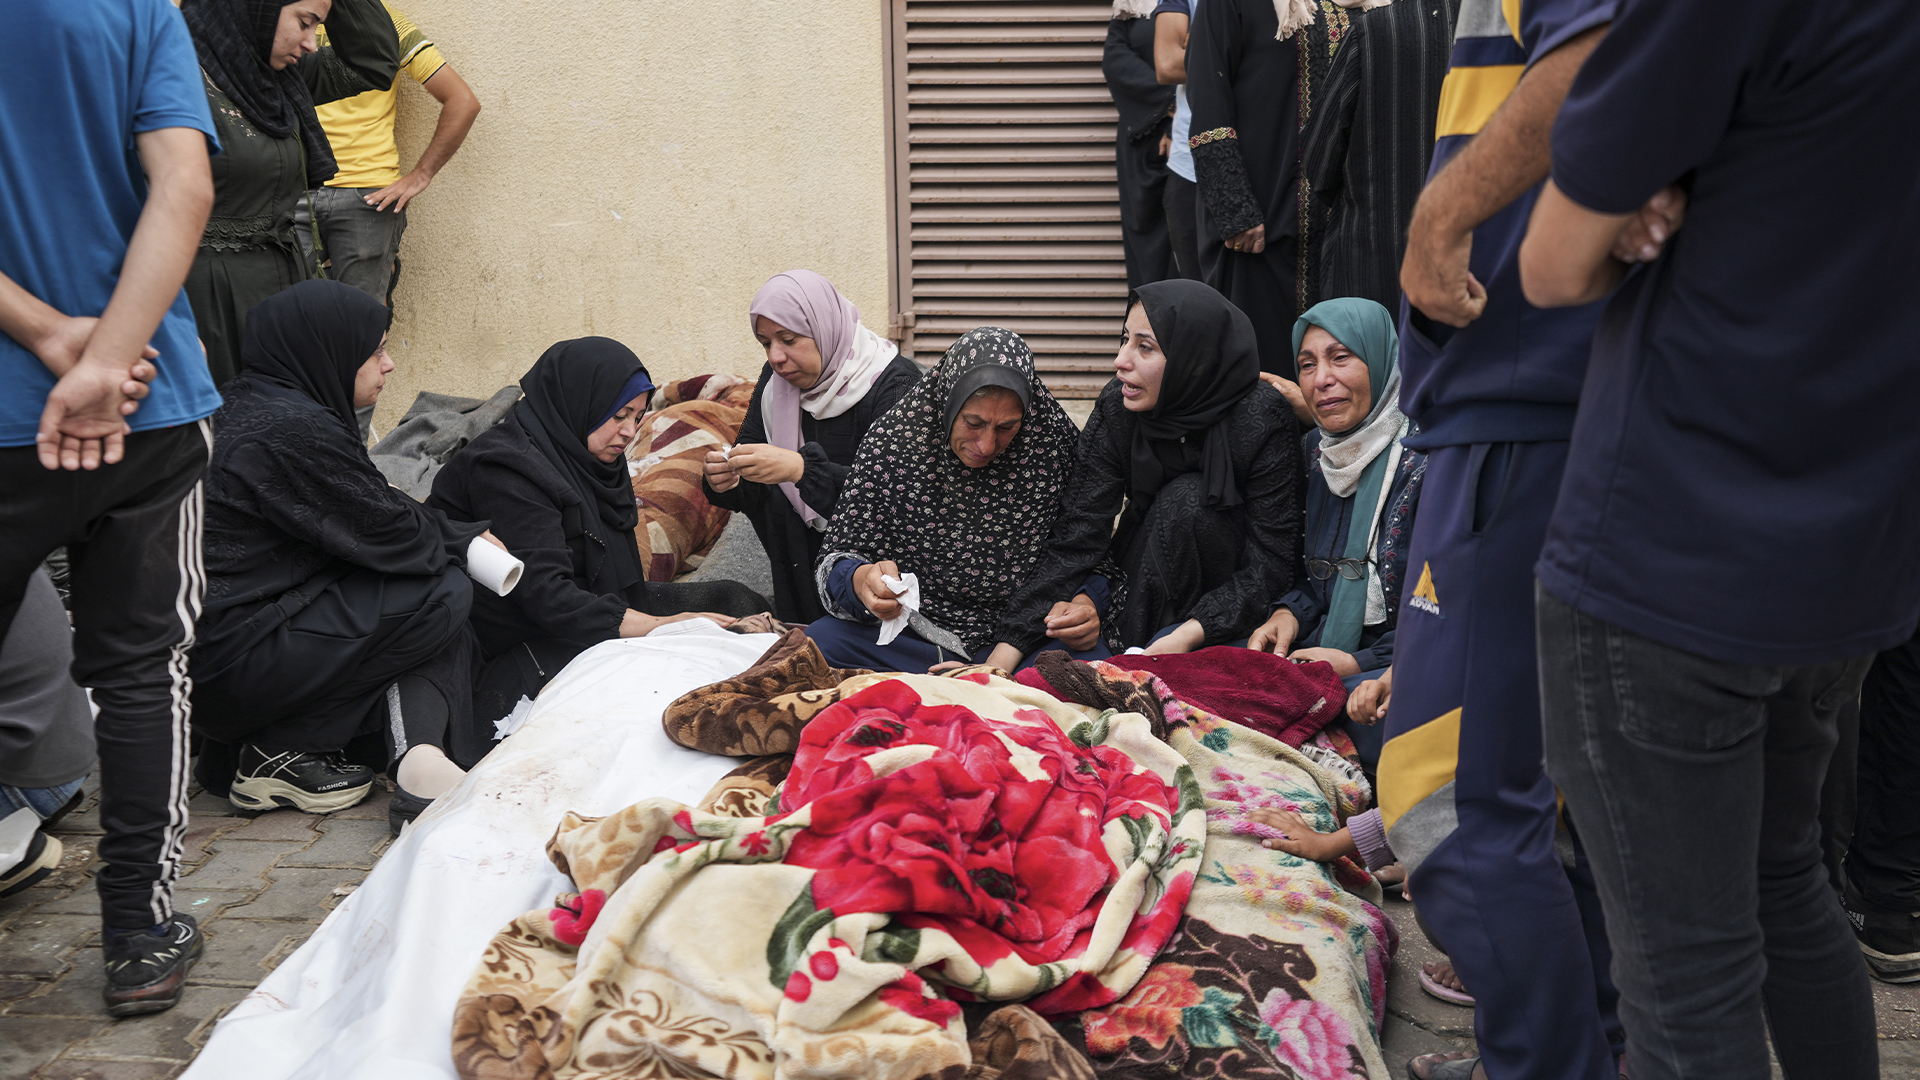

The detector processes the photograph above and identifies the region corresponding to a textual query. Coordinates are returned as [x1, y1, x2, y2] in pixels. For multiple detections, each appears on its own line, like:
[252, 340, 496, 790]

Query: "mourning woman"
[192, 281, 494, 827]
[702, 270, 923, 623]
[984, 279, 1302, 669]
[1247, 298, 1424, 765]
[180, 0, 400, 384]
[429, 338, 770, 724]
[807, 328, 1115, 672]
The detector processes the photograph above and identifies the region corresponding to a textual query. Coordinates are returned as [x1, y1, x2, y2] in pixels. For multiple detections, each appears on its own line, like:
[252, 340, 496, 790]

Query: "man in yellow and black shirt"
[300, 3, 479, 304]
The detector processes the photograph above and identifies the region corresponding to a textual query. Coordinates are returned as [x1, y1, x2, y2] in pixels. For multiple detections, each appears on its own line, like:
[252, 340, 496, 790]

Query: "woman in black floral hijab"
[808, 328, 1116, 671]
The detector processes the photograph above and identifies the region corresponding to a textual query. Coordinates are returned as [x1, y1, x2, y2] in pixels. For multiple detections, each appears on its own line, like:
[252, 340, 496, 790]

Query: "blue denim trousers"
[1537, 586, 1877, 1080]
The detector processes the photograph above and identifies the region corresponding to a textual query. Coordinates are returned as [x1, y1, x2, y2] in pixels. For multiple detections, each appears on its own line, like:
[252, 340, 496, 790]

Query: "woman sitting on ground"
[982, 279, 1303, 670]
[1246, 298, 1424, 768]
[192, 280, 495, 827]
[429, 338, 770, 725]
[702, 270, 922, 623]
[807, 328, 1116, 672]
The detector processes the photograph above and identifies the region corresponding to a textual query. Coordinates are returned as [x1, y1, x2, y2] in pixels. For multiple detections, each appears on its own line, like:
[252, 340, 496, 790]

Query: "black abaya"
[1187, 0, 1302, 374]
[193, 281, 490, 767]
[1104, 15, 1176, 289]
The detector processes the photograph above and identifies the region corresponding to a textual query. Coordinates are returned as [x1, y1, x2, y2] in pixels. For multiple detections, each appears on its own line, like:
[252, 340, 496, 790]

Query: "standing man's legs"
[1539, 590, 1877, 1080]
[0, 421, 212, 1013]
[1115, 132, 1174, 290]
[310, 186, 408, 302]
[1384, 440, 1617, 1080]
[1163, 174, 1202, 280]
[1839, 626, 1920, 980]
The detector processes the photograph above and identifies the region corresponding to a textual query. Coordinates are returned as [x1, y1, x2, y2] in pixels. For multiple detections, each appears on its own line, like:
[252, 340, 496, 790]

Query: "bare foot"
[1423, 960, 1468, 995]
[1374, 862, 1406, 888]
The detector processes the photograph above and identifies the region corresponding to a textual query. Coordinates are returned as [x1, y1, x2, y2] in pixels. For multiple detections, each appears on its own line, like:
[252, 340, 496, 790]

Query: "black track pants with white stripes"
[0, 421, 210, 930]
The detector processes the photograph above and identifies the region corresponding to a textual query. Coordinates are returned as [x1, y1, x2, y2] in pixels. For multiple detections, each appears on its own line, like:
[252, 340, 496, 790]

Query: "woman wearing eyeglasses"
[1248, 298, 1425, 761]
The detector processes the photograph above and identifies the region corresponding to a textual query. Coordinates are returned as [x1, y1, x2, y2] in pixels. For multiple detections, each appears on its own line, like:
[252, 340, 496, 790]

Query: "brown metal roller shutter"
[884, 0, 1125, 398]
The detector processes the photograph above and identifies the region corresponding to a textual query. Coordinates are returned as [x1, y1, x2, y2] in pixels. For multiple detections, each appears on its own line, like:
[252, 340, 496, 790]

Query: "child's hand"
[1347, 668, 1392, 724]
[1246, 807, 1353, 863]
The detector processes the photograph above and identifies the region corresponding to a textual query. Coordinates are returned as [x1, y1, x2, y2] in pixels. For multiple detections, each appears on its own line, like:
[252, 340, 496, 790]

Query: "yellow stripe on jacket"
[1377, 708, 1462, 831]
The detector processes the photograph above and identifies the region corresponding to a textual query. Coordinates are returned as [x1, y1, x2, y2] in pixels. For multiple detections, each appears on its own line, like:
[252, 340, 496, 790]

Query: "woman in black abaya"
[430, 338, 769, 725]
[192, 280, 494, 828]
[984, 279, 1303, 668]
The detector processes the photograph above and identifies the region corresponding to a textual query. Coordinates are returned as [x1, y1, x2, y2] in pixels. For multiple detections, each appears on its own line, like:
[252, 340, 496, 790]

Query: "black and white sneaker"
[0, 829, 62, 898]
[102, 913, 204, 1017]
[1840, 865, 1920, 983]
[228, 745, 373, 814]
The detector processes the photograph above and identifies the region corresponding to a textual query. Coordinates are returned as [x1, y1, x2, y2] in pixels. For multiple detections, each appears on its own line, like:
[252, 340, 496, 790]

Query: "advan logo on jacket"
[1408, 562, 1442, 617]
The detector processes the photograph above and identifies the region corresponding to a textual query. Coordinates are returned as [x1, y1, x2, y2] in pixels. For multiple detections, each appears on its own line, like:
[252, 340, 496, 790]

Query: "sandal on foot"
[1407, 1050, 1480, 1080]
[1419, 962, 1475, 1007]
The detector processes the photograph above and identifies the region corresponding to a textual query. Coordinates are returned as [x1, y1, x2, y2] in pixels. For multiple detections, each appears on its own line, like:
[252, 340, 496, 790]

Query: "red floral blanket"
[453, 671, 1207, 1079]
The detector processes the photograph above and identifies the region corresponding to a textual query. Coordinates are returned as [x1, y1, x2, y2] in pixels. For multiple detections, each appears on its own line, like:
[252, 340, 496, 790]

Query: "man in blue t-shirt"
[1375, 1, 1630, 1077]
[0, 0, 220, 1018]
[1520, 0, 1920, 1076]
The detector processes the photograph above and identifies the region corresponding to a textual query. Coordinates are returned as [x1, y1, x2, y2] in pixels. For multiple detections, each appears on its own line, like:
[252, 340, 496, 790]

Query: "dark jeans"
[1537, 586, 1878, 1080]
[1841, 625, 1920, 910]
[0, 422, 211, 929]
[295, 185, 407, 303]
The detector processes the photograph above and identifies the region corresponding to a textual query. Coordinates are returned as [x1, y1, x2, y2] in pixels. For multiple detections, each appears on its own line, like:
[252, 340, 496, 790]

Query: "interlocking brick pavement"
[5, 781, 1920, 1078]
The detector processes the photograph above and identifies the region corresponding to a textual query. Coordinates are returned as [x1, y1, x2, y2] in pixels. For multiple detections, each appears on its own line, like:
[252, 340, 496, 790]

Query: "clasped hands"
[33, 315, 162, 472]
[703, 444, 806, 492]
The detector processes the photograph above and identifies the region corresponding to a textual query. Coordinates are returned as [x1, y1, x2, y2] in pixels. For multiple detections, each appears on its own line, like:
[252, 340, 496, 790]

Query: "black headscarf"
[512, 338, 651, 594]
[239, 279, 389, 437]
[1128, 279, 1261, 511]
[180, 0, 338, 187]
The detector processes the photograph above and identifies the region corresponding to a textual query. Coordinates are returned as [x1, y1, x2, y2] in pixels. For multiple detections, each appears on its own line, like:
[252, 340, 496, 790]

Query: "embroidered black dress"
[183, 0, 399, 385]
[1186, 0, 1302, 373]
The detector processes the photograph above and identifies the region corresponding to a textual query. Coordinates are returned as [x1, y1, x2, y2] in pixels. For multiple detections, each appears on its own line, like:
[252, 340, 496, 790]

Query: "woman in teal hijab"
[1246, 297, 1426, 766]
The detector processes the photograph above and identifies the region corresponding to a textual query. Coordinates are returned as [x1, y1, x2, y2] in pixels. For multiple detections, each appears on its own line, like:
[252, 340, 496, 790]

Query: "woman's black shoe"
[389, 785, 432, 837]
[228, 746, 372, 813]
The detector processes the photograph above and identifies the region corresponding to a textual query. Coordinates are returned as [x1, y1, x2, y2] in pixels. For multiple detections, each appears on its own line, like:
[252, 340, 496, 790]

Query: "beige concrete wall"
[372, 0, 892, 430]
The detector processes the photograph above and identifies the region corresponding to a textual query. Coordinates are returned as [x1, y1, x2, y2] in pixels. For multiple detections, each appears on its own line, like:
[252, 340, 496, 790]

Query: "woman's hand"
[619, 609, 738, 638]
[1246, 807, 1354, 863]
[703, 450, 741, 493]
[1044, 594, 1102, 651]
[1226, 223, 1266, 254]
[725, 444, 806, 486]
[1346, 667, 1392, 724]
[478, 529, 508, 552]
[853, 560, 905, 620]
[1247, 607, 1299, 654]
[1257, 372, 1315, 428]
[1142, 618, 1205, 655]
[1289, 646, 1361, 678]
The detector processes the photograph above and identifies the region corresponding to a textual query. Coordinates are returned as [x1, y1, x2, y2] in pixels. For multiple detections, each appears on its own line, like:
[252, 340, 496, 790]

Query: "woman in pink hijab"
[703, 270, 923, 622]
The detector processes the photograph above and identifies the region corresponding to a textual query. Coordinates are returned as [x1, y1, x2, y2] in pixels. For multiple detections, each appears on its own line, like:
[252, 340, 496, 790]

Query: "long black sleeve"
[1186, 390, 1303, 643]
[1186, 0, 1264, 239]
[991, 386, 1135, 654]
[458, 458, 626, 646]
[300, 0, 400, 105]
[1104, 18, 1176, 142]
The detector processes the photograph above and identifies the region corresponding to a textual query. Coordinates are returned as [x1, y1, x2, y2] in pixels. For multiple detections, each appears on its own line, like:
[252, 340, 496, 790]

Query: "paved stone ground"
[6, 782, 1920, 1078]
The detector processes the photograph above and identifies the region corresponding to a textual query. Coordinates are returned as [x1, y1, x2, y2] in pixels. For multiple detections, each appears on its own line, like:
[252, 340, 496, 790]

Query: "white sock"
[395, 744, 466, 800]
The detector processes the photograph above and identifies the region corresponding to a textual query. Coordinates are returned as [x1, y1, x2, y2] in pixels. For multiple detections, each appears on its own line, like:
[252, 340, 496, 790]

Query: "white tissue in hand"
[875, 572, 921, 647]
[492, 695, 536, 741]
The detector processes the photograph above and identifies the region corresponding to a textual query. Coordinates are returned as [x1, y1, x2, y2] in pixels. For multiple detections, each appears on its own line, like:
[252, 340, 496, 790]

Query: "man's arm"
[34, 125, 212, 471]
[1154, 12, 1189, 84]
[1399, 22, 1607, 327]
[1521, 181, 1687, 308]
[364, 64, 481, 213]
